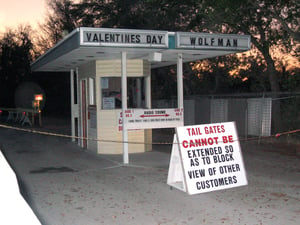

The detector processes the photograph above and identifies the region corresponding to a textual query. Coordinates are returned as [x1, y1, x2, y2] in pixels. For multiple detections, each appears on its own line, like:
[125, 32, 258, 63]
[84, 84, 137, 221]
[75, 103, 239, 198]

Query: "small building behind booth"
[31, 27, 251, 160]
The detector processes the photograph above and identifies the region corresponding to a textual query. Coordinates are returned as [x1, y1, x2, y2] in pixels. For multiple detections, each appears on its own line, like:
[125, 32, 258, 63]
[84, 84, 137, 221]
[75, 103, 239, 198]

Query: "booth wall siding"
[95, 59, 152, 154]
[96, 59, 145, 77]
[97, 110, 147, 154]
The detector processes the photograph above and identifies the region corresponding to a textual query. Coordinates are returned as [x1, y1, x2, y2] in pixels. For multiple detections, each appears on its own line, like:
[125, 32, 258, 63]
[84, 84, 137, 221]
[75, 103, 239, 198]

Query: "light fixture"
[149, 52, 162, 62]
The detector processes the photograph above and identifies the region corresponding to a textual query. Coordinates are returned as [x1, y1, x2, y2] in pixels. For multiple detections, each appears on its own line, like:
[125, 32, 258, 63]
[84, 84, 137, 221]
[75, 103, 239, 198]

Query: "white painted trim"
[70, 69, 75, 142]
[145, 65, 151, 109]
[177, 53, 184, 109]
[121, 52, 129, 164]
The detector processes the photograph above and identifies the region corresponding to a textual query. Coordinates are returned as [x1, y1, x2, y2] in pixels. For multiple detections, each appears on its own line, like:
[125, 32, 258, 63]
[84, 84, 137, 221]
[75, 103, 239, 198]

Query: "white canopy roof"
[31, 27, 251, 72]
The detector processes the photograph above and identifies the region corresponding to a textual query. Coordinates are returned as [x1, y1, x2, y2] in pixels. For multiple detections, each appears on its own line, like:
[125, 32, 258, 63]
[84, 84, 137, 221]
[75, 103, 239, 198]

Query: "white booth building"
[31, 27, 250, 163]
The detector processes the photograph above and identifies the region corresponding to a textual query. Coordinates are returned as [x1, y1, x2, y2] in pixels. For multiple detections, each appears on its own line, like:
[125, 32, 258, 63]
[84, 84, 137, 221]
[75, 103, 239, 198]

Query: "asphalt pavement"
[0, 117, 299, 225]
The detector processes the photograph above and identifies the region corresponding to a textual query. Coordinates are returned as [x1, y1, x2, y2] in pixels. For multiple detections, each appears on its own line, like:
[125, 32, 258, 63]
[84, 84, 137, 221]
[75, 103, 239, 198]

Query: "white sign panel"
[81, 28, 169, 48]
[168, 122, 247, 195]
[118, 108, 183, 130]
[176, 32, 251, 51]
[103, 97, 115, 109]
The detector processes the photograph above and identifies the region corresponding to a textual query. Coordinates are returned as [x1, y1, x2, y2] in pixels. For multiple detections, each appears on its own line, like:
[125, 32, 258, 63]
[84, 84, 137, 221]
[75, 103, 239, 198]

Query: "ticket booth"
[31, 27, 251, 163]
[74, 59, 153, 154]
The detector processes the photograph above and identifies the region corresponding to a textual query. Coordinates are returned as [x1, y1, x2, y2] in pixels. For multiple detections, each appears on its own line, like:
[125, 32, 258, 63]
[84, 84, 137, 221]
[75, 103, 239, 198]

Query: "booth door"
[81, 80, 88, 148]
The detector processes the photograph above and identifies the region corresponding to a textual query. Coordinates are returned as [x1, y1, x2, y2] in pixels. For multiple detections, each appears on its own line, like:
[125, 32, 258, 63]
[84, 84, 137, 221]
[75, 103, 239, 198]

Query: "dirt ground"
[0, 116, 299, 225]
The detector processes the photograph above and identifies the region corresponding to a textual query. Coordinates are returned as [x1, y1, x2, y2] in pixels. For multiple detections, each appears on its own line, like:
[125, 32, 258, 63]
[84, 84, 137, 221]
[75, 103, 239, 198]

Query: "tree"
[37, 0, 299, 88]
[0, 25, 34, 106]
[35, 0, 299, 128]
[189, 54, 253, 94]
[71, 0, 108, 27]
[189, 0, 299, 93]
[38, 0, 201, 48]
[183, 0, 299, 132]
[35, 0, 78, 54]
[101, 0, 198, 30]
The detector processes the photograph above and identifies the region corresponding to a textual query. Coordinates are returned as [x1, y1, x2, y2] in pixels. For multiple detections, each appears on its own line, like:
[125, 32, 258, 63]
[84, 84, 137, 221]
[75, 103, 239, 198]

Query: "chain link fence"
[153, 92, 300, 145]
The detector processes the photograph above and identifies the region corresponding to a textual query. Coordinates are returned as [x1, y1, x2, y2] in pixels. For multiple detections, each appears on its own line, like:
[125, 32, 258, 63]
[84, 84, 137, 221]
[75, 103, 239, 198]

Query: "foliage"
[189, 55, 253, 94]
[190, 0, 299, 92]
[0, 0, 298, 117]
[32, 0, 299, 100]
[279, 68, 300, 91]
[280, 95, 300, 133]
[35, 0, 78, 54]
[0, 26, 35, 107]
[151, 66, 177, 100]
[0, 26, 34, 81]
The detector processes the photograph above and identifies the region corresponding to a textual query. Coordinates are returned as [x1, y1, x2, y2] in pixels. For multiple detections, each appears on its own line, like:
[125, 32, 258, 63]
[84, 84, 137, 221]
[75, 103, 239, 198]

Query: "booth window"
[101, 77, 122, 109]
[128, 77, 145, 108]
[101, 77, 145, 109]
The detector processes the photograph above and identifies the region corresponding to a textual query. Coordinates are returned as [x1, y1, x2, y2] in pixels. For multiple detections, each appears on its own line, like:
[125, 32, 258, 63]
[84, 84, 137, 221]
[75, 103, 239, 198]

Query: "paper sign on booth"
[118, 108, 183, 131]
[167, 122, 247, 195]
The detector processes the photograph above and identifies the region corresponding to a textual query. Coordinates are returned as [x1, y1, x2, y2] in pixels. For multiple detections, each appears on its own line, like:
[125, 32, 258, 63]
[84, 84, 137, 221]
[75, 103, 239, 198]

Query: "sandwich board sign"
[167, 122, 247, 195]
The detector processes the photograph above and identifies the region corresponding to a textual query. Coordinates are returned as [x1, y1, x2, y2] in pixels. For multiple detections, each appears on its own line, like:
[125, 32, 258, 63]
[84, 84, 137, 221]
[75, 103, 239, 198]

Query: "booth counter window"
[101, 77, 145, 109]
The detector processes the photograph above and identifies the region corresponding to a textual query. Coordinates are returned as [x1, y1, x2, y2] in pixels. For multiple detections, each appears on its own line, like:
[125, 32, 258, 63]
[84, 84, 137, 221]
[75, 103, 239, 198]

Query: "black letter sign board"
[167, 122, 247, 195]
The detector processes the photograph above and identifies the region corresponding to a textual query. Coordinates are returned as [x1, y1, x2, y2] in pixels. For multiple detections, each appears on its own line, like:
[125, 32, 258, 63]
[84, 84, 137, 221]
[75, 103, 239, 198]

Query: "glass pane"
[101, 77, 122, 109]
[128, 77, 145, 108]
[101, 77, 145, 109]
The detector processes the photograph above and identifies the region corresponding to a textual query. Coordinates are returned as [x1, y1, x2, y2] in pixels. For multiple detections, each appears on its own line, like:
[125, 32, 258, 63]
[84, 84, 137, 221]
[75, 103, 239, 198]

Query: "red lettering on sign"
[222, 135, 234, 143]
[204, 125, 225, 134]
[181, 137, 219, 148]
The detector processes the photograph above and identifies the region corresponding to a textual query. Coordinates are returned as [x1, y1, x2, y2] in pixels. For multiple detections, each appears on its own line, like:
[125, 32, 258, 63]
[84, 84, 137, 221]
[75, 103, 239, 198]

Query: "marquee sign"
[81, 28, 169, 48]
[176, 32, 251, 51]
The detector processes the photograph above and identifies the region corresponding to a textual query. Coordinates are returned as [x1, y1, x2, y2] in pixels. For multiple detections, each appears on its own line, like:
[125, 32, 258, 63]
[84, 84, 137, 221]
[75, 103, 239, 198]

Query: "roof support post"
[145, 69, 151, 109]
[177, 53, 184, 109]
[70, 69, 75, 142]
[121, 51, 129, 164]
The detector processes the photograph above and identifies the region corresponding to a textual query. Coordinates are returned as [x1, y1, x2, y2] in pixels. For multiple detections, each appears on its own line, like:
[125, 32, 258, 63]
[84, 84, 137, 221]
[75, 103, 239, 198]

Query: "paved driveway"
[0, 119, 299, 225]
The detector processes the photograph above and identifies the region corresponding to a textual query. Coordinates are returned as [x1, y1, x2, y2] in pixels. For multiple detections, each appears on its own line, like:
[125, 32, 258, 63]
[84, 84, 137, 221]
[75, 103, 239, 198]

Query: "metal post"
[70, 69, 75, 142]
[136, 78, 142, 108]
[177, 53, 184, 109]
[76, 67, 80, 145]
[145, 72, 151, 109]
[121, 52, 129, 164]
